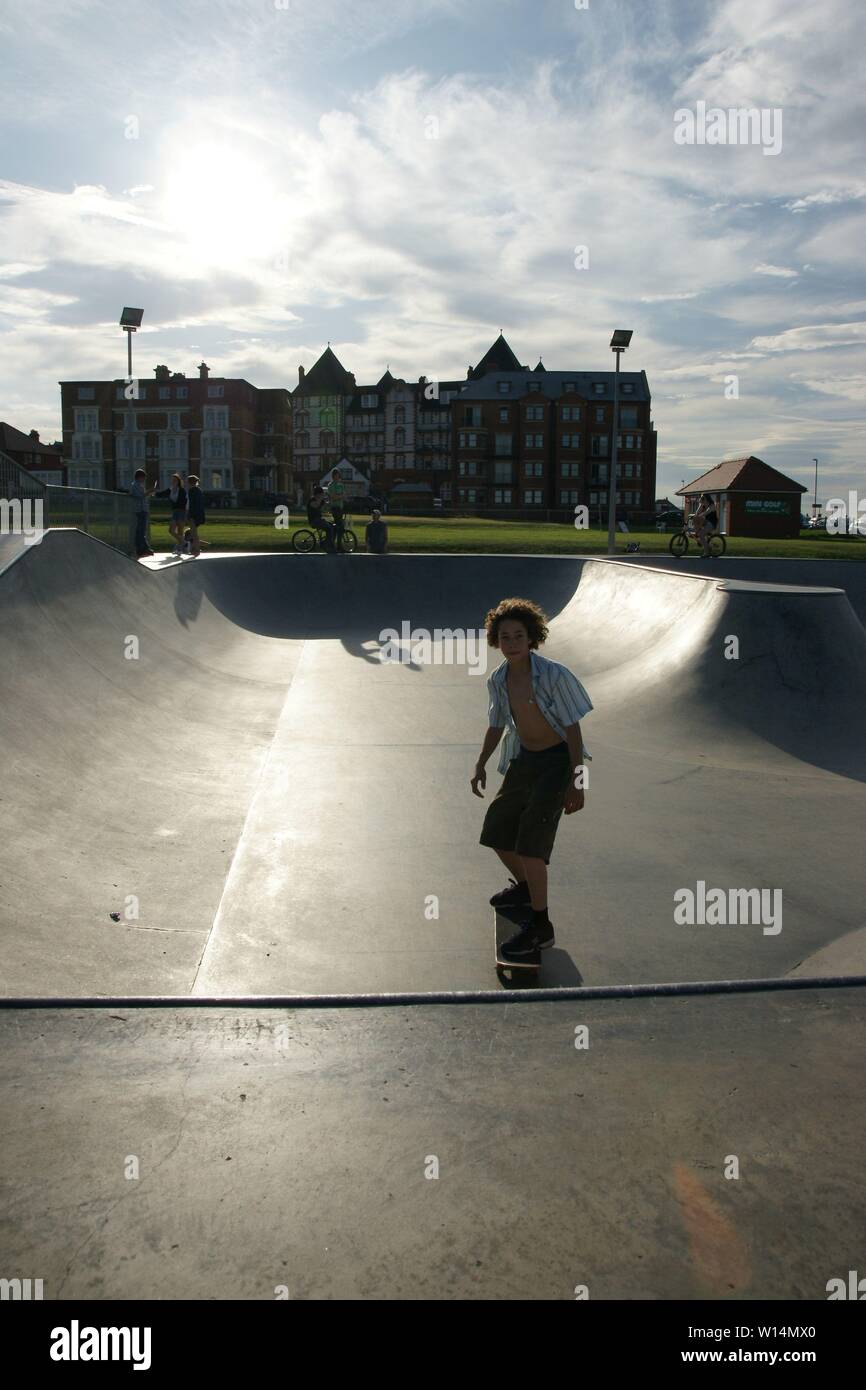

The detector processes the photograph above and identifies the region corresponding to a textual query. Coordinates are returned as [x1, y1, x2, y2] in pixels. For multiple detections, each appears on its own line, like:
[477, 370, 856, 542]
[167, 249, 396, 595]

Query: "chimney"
[29, 429, 39, 441]
[198, 361, 209, 380]
[298, 366, 305, 384]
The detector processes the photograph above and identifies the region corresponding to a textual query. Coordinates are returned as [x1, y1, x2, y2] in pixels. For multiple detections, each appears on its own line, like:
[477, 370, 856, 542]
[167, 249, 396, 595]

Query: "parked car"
[654, 509, 684, 531]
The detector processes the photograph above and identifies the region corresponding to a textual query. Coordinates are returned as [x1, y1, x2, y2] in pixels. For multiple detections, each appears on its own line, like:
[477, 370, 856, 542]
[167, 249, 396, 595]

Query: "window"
[525, 461, 543, 477]
[495, 433, 513, 456]
[395, 407, 405, 424]
[75, 410, 98, 432]
[458, 432, 479, 448]
[159, 387, 171, 400]
[176, 387, 188, 399]
[527, 381, 540, 392]
[619, 406, 638, 427]
[561, 434, 581, 449]
[524, 434, 544, 449]
[525, 405, 544, 421]
[458, 460, 478, 476]
[523, 490, 543, 505]
[264, 422, 274, 434]
[297, 433, 310, 449]
[564, 382, 576, 393]
[595, 407, 605, 422]
[593, 383, 605, 395]
[361, 393, 378, 408]
[168, 412, 181, 431]
[463, 407, 481, 426]
[562, 405, 581, 421]
[591, 436, 609, 457]
[561, 462, 580, 478]
[560, 490, 580, 505]
[497, 381, 511, 394]
[394, 429, 405, 446]
[499, 408, 509, 423]
[208, 384, 225, 398]
[320, 431, 335, 448]
[494, 489, 513, 504]
[621, 383, 634, 394]
[78, 387, 95, 400]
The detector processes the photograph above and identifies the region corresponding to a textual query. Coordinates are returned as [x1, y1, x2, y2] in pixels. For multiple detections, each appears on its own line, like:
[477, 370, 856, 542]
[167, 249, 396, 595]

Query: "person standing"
[129, 468, 157, 558]
[156, 473, 188, 556]
[186, 475, 207, 557]
[365, 509, 388, 554]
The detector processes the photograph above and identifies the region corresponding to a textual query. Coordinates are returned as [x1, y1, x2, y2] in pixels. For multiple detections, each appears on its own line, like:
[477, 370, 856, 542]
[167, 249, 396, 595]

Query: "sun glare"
[161, 142, 282, 267]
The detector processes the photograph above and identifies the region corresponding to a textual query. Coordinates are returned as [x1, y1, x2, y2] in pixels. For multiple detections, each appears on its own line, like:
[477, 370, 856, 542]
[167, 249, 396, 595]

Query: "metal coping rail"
[1, 974, 864, 1010]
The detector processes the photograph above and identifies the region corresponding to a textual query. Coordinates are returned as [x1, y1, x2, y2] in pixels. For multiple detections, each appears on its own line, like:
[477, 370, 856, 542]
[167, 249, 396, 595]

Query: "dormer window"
[361, 393, 378, 408]
[593, 383, 605, 395]
[564, 382, 576, 393]
[621, 383, 635, 395]
[497, 381, 511, 394]
[528, 381, 540, 392]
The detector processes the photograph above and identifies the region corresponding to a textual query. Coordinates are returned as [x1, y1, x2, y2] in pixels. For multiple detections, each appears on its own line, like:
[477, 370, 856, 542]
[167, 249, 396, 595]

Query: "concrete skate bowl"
[1, 529, 865, 997]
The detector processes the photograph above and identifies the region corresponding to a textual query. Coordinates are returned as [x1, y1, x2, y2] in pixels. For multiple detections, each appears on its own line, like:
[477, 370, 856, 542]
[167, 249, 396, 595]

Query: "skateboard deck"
[494, 903, 541, 985]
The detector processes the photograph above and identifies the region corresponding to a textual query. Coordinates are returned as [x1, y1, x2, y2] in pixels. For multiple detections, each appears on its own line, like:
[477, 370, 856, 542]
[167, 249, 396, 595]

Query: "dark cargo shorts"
[479, 741, 573, 865]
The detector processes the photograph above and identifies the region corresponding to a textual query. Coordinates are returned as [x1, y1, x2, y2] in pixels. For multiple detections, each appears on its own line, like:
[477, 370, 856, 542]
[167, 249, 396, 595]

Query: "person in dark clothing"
[694, 493, 719, 557]
[365, 509, 388, 554]
[186, 475, 207, 557]
[129, 469, 158, 557]
[155, 473, 188, 556]
[307, 486, 336, 551]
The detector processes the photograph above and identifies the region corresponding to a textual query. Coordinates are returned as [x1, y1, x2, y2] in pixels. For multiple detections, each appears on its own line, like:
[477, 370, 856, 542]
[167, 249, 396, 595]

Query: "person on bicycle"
[327, 473, 346, 546]
[307, 486, 337, 551]
[694, 493, 719, 557]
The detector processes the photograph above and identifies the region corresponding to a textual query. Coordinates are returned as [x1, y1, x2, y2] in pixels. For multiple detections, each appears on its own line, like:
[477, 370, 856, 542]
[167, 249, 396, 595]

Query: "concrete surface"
[0, 992, 862, 1299]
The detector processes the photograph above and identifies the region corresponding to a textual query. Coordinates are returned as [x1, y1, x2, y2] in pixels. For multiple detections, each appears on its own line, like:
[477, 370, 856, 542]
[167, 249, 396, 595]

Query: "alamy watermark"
[0, 497, 45, 545]
[674, 101, 782, 157]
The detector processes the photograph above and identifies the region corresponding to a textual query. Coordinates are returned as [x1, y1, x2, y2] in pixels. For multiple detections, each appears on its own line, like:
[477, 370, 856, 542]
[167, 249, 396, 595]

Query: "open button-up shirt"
[487, 649, 593, 775]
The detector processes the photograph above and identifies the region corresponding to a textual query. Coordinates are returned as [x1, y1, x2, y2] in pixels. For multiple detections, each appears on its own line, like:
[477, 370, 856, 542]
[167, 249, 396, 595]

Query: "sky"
[0, 0, 864, 503]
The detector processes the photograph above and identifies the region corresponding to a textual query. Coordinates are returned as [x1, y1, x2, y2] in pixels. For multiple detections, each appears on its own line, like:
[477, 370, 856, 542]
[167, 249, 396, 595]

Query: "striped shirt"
[487, 650, 593, 775]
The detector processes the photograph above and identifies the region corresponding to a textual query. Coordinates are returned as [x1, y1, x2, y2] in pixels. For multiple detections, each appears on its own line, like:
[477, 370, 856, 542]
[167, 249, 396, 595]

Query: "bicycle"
[669, 522, 726, 557]
[292, 514, 358, 554]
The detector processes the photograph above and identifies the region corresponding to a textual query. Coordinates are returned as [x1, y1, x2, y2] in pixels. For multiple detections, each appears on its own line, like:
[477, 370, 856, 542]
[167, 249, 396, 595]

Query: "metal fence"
[0, 452, 135, 555]
[44, 486, 136, 554]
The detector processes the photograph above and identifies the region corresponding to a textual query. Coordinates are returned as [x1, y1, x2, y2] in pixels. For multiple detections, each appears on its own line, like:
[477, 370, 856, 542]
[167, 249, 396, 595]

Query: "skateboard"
[494, 903, 541, 986]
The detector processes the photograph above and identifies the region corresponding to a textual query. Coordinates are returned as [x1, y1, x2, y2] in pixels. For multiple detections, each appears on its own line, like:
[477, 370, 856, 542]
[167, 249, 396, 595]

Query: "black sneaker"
[489, 878, 531, 908]
[500, 919, 555, 958]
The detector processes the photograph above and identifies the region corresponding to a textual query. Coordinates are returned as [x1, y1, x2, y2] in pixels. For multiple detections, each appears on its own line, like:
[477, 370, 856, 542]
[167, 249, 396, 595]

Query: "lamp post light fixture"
[607, 329, 633, 555]
[119, 307, 144, 391]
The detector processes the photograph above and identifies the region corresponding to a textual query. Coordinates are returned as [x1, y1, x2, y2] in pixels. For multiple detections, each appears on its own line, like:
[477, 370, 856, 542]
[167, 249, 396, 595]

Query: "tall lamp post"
[812, 457, 819, 520]
[119, 307, 144, 385]
[606, 329, 633, 555]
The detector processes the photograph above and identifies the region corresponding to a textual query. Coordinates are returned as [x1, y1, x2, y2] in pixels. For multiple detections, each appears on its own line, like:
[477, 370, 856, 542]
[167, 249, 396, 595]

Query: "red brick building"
[59, 363, 292, 499]
[0, 422, 64, 482]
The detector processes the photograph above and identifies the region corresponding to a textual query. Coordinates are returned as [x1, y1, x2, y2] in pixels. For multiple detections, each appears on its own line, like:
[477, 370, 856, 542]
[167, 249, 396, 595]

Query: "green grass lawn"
[146, 508, 866, 560]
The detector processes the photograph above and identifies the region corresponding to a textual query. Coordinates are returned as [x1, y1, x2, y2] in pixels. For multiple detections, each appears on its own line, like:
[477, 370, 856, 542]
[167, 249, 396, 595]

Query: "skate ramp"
[1, 531, 864, 997]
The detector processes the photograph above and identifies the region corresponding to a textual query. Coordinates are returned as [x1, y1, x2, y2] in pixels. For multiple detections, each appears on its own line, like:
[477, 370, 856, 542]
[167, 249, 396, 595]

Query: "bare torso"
[507, 667, 562, 751]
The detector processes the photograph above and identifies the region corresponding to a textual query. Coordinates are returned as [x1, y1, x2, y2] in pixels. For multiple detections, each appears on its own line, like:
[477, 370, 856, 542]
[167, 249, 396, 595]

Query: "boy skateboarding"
[471, 597, 592, 962]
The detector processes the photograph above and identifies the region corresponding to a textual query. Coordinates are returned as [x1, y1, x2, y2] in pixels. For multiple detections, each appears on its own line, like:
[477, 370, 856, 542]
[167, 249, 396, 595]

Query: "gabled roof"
[677, 456, 807, 496]
[469, 333, 524, 380]
[0, 422, 63, 456]
[294, 346, 355, 397]
[377, 370, 395, 389]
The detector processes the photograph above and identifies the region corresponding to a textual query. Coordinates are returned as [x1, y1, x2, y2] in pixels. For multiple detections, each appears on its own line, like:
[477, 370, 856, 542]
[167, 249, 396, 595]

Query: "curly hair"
[483, 597, 550, 649]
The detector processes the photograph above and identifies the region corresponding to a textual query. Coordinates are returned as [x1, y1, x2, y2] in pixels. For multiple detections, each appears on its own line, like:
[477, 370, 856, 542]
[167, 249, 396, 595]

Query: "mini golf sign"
[744, 499, 790, 514]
